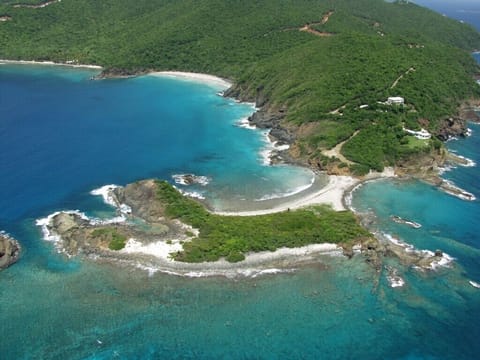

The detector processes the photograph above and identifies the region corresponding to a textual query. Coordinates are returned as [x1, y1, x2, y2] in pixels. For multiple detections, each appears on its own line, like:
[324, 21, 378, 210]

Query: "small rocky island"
[40, 179, 451, 276]
[0, 233, 21, 270]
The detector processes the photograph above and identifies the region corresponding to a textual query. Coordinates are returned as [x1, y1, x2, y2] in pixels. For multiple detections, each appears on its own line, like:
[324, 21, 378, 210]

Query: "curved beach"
[150, 71, 232, 89]
[214, 174, 355, 216]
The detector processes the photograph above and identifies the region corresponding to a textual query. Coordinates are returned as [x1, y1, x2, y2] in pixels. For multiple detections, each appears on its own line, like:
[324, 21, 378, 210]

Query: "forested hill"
[1, 0, 480, 173]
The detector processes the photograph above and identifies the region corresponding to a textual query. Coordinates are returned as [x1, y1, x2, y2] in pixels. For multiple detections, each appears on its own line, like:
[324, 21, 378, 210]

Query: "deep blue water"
[413, 0, 480, 31]
[1, 3, 480, 358]
[0, 64, 314, 223]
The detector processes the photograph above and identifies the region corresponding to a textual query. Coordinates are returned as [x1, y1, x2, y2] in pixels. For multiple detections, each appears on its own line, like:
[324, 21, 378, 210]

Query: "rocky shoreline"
[33, 66, 479, 277]
[92, 67, 151, 80]
[0, 233, 21, 270]
[37, 178, 454, 279]
[341, 178, 454, 275]
[2, 64, 476, 276]
[92, 66, 480, 170]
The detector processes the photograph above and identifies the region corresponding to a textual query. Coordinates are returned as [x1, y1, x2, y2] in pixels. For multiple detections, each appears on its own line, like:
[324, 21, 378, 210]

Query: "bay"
[1, 1, 480, 357]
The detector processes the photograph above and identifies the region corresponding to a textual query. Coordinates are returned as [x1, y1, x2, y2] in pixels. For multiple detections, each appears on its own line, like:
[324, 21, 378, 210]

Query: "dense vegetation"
[155, 181, 370, 262]
[1, 0, 479, 171]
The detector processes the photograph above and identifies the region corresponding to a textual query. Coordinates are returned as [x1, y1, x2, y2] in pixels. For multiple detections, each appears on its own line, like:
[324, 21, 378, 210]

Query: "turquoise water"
[349, 127, 480, 359]
[1, 65, 479, 360]
[2, 6, 480, 357]
[0, 64, 314, 226]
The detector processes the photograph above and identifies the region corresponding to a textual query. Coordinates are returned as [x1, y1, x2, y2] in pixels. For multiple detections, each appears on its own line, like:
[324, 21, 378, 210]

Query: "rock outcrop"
[48, 212, 133, 255]
[458, 99, 480, 123]
[45, 181, 190, 258]
[436, 117, 469, 141]
[361, 237, 386, 271]
[436, 100, 480, 141]
[224, 83, 295, 147]
[93, 67, 150, 80]
[0, 234, 20, 269]
[113, 179, 166, 223]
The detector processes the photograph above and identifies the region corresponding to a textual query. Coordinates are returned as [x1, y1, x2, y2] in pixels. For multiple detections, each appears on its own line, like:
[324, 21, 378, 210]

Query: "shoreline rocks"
[92, 67, 151, 80]
[0, 234, 21, 270]
[436, 117, 469, 141]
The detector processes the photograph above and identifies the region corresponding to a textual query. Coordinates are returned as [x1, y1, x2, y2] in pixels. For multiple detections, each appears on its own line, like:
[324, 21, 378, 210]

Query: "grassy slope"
[1, 0, 479, 171]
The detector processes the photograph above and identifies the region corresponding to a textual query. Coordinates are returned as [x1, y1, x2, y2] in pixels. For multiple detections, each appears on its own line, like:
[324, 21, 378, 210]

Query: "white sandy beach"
[214, 167, 395, 216]
[119, 238, 342, 277]
[0, 59, 103, 69]
[215, 175, 357, 216]
[122, 238, 340, 264]
[151, 71, 232, 89]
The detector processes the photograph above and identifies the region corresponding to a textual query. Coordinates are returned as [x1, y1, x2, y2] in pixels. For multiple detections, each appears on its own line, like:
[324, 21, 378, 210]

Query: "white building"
[403, 127, 431, 140]
[387, 96, 405, 105]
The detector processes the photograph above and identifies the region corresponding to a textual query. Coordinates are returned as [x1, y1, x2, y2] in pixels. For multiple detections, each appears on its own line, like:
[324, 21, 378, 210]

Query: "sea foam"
[90, 184, 132, 214]
[441, 179, 476, 201]
[385, 266, 405, 288]
[235, 117, 256, 130]
[172, 174, 211, 186]
[36, 184, 137, 246]
[90, 184, 119, 207]
[382, 232, 455, 271]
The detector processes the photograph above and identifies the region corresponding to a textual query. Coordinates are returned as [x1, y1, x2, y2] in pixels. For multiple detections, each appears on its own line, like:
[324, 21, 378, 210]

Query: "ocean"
[1, 3, 480, 359]
[413, 0, 480, 32]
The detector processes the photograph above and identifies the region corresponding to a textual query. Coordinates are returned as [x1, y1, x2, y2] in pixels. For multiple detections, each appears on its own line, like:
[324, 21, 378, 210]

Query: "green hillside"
[1, 0, 479, 172]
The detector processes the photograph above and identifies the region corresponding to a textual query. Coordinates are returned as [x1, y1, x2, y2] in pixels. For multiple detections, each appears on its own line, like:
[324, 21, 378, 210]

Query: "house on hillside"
[403, 127, 431, 140]
[387, 96, 405, 105]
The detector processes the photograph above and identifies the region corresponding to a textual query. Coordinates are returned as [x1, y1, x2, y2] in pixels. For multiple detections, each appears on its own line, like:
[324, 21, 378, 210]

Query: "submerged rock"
[0, 234, 21, 269]
[361, 237, 386, 271]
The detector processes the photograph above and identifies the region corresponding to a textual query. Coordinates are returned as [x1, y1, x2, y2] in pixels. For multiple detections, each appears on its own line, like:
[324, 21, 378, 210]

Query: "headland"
[38, 171, 453, 279]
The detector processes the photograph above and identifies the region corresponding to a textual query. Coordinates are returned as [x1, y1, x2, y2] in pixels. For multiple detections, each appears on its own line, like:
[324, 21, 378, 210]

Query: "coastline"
[37, 196, 347, 278]
[215, 175, 355, 216]
[115, 241, 343, 278]
[0, 59, 103, 70]
[150, 71, 232, 89]
[0, 60, 376, 216]
[215, 167, 396, 216]
[39, 169, 453, 279]
[4, 60, 473, 278]
[36, 175, 371, 278]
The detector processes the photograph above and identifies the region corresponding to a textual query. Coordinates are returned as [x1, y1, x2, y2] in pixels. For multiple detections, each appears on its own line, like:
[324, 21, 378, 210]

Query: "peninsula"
[41, 179, 449, 276]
